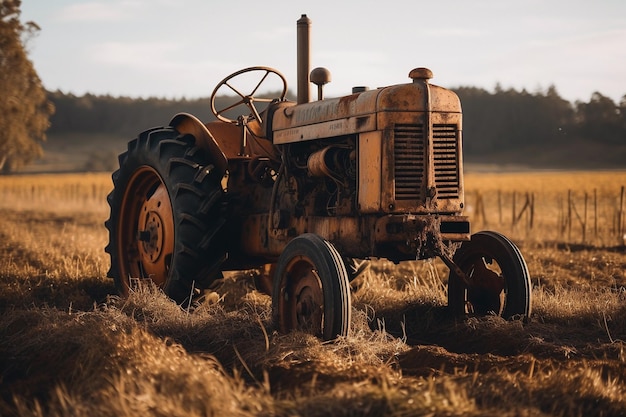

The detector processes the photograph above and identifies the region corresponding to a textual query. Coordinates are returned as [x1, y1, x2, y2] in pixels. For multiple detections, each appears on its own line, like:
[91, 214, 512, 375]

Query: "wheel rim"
[448, 231, 531, 318]
[117, 166, 174, 293]
[464, 256, 506, 315]
[279, 255, 324, 336]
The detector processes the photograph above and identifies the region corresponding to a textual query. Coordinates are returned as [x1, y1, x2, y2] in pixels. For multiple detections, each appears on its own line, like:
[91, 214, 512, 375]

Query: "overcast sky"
[20, 0, 626, 104]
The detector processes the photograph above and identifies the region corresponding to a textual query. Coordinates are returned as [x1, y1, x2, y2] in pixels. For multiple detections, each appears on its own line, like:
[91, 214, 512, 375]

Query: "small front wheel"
[272, 234, 351, 340]
[448, 231, 531, 319]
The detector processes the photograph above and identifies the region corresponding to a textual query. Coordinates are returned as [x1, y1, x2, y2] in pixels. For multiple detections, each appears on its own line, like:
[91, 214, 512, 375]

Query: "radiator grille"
[393, 123, 459, 201]
[394, 124, 425, 200]
[433, 124, 460, 199]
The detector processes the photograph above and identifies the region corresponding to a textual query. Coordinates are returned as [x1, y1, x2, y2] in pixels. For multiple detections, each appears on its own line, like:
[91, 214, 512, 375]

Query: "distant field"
[1, 171, 625, 416]
[22, 133, 128, 173]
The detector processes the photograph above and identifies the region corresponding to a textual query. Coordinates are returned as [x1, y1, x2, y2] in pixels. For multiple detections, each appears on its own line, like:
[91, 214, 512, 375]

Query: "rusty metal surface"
[272, 90, 379, 144]
[272, 81, 460, 144]
[237, 210, 469, 263]
[357, 131, 383, 212]
[169, 113, 228, 175]
[297, 14, 311, 104]
[202, 121, 241, 159]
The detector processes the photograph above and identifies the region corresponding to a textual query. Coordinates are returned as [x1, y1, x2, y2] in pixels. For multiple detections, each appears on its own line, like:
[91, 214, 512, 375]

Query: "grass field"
[1, 171, 625, 416]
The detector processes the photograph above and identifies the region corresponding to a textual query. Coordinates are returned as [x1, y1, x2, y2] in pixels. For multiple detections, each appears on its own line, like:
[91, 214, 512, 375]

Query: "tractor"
[105, 15, 531, 340]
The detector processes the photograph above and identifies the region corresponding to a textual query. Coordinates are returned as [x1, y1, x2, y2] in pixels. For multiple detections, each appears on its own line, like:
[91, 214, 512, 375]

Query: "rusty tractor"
[105, 15, 531, 340]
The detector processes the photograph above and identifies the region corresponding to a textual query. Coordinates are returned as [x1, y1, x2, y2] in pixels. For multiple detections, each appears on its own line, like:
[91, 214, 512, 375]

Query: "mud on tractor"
[105, 15, 531, 340]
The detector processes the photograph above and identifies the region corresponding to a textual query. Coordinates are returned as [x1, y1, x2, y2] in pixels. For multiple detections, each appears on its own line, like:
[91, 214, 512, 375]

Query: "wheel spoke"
[216, 98, 247, 115]
[247, 103, 263, 124]
[224, 81, 246, 99]
[250, 70, 271, 96]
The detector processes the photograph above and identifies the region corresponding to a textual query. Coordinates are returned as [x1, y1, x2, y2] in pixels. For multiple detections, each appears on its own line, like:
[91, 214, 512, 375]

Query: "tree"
[0, 0, 54, 173]
[576, 92, 621, 145]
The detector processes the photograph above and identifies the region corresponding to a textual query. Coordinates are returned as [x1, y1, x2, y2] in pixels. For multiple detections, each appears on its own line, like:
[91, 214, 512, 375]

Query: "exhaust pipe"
[297, 14, 311, 104]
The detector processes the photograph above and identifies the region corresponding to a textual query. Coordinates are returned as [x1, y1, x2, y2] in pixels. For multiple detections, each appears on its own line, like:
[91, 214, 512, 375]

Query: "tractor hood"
[272, 74, 461, 144]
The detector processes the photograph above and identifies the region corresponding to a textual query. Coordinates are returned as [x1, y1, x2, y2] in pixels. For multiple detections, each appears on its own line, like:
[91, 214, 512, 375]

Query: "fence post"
[567, 190, 572, 242]
[617, 185, 624, 242]
[498, 190, 502, 225]
[593, 189, 597, 239]
[512, 192, 516, 228]
[529, 192, 535, 230]
[583, 192, 588, 243]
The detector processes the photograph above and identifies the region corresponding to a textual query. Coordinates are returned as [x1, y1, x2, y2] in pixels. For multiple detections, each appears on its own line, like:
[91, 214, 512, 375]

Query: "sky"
[19, 0, 626, 104]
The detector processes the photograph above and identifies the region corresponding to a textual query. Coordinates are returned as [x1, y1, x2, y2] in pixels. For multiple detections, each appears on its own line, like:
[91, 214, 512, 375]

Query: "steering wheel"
[210, 66, 288, 124]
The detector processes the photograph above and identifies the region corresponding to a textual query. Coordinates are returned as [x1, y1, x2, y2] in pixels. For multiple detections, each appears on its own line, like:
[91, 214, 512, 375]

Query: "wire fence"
[466, 186, 626, 246]
[1, 173, 624, 246]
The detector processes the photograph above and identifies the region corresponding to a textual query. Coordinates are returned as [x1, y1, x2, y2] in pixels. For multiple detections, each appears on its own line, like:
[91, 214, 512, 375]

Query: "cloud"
[55, 1, 143, 22]
[422, 28, 485, 38]
[88, 41, 181, 68]
[83, 40, 247, 97]
[251, 26, 292, 42]
[456, 27, 626, 102]
[317, 49, 388, 65]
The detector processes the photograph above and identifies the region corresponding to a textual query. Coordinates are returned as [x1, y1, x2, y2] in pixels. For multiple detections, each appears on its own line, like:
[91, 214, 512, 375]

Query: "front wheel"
[448, 231, 532, 319]
[272, 234, 351, 341]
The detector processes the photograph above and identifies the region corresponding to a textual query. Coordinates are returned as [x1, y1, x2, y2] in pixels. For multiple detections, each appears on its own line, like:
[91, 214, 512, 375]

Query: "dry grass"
[1, 171, 626, 416]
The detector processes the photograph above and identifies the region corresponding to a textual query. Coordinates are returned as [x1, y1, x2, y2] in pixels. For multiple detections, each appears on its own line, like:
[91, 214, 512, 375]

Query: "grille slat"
[393, 123, 460, 202]
[433, 124, 460, 199]
[393, 124, 425, 200]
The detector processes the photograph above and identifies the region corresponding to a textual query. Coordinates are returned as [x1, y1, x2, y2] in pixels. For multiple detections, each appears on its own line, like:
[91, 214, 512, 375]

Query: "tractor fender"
[169, 113, 228, 175]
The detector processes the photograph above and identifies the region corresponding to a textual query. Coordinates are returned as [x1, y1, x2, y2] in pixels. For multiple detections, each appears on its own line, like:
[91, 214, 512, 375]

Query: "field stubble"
[0, 171, 625, 416]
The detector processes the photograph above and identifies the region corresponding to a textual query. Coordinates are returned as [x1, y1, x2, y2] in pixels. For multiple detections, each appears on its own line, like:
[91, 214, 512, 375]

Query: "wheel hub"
[448, 231, 532, 319]
[282, 259, 324, 335]
[139, 211, 164, 262]
[467, 258, 505, 314]
[295, 285, 321, 329]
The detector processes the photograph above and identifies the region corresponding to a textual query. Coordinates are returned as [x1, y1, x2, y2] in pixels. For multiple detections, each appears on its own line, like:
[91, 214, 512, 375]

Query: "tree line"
[455, 85, 625, 155]
[46, 92, 214, 138]
[45, 86, 626, 167]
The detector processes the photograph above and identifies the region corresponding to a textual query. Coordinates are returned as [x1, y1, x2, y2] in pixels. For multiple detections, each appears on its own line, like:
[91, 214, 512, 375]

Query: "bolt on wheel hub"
[139, 211, 164, 262]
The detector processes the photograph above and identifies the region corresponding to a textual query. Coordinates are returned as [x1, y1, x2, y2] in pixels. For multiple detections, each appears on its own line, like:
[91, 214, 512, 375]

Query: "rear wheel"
[448, 231, 531, 319]
[105, 127, 227, 304]
[272, 234, 351, 340]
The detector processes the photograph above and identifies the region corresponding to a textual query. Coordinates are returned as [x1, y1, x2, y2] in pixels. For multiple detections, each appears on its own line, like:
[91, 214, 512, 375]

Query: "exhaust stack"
[297, 14, 311, 104]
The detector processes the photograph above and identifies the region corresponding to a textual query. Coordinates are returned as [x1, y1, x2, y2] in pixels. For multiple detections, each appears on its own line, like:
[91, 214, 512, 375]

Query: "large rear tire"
[272, 234, 351, 340]
[448, 231, 532, 319]
[105, 127, 227, 304]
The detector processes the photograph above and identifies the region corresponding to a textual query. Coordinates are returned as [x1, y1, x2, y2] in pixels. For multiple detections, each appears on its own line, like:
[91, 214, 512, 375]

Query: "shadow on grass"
[0, 275, 116, 313]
